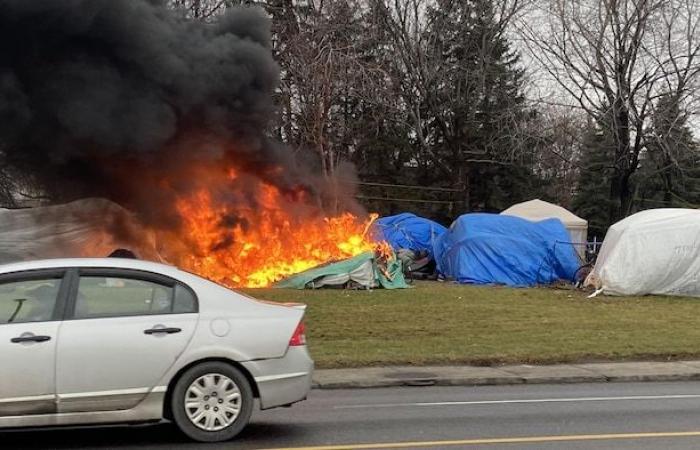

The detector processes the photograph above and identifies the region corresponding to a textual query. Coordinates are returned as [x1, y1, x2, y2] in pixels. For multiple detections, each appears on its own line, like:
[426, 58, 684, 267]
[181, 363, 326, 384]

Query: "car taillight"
[289, 320, 306, 346]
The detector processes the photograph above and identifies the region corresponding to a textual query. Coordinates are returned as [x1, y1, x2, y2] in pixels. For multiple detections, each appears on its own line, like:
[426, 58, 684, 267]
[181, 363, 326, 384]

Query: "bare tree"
[369, 0, 532, 210]
[526, 106, 587, 207]
[275, 1, 387, 179]
[520, 0, 700, 220]
[167, 0, 242, 20]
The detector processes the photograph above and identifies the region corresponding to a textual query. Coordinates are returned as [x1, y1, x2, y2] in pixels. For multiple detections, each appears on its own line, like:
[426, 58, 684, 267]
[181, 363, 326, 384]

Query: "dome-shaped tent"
[585, 208, 700, 297]
[501, 199, 588, 257]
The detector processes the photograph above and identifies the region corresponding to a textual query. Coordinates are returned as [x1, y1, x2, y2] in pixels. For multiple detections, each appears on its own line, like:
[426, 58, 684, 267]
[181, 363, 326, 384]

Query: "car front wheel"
[171, 361, 254, 442]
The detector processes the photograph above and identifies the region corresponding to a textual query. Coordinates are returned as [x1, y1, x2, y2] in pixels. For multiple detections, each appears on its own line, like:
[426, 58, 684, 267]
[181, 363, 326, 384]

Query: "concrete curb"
[312, 360, 700, 389]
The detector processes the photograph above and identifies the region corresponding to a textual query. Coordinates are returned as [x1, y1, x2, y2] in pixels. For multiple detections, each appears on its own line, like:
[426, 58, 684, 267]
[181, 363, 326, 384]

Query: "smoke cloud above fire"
[0, 0, 359, 235]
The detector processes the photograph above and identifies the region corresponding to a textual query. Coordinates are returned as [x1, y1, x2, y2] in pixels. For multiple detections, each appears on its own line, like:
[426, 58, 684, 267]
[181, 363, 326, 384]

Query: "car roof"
[0, 258, 184, 279]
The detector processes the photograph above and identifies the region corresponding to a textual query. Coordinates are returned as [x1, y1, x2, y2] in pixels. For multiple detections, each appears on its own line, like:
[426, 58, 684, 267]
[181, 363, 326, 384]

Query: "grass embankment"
[242, 281, 700, 369]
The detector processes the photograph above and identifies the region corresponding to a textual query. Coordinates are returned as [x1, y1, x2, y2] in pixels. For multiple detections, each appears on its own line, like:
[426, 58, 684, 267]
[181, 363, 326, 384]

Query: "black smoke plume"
[0, 0, 359, 238]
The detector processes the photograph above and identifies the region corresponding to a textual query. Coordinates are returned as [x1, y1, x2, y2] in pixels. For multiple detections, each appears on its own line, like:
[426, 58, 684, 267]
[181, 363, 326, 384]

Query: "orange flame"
[375, 240, 394, 262]
[172, 181, 381, 288]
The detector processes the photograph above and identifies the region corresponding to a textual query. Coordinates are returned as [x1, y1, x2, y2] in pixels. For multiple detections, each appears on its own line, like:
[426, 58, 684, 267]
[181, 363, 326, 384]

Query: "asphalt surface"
[6, 382, 700, 449]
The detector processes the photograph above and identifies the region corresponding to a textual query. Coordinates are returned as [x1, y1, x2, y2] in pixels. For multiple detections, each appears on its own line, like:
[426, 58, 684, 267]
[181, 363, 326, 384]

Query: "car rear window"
[73, 275, 199, 319]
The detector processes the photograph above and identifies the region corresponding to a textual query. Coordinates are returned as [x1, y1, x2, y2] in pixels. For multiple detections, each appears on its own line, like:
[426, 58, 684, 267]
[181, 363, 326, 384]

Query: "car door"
[0, 270, 69, 416]
[55, 268, 198, 413]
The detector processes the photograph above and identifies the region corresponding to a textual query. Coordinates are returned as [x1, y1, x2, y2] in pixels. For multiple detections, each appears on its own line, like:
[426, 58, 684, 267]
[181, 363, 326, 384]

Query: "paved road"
[6, 381, 700, 449]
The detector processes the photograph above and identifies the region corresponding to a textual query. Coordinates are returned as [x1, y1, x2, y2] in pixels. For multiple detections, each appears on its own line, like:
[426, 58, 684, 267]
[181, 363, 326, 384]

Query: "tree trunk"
[608, 169, 622, 224]
[462, 166, 471, 212]
[610, 100, 633, 221]
[619, 172, 633, 217]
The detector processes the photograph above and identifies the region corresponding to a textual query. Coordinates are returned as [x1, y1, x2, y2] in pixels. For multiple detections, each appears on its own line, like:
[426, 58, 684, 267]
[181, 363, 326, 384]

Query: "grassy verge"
[242, 281, 700, 369]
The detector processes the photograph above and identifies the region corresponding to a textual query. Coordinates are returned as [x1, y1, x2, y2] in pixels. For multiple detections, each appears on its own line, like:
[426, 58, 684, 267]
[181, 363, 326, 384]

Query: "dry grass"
[242, 281, 700, 369]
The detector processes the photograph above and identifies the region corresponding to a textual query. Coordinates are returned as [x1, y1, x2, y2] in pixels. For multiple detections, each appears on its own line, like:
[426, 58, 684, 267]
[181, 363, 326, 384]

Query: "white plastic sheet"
[585, 208, 700, 297]
[0, 198, 160, 264]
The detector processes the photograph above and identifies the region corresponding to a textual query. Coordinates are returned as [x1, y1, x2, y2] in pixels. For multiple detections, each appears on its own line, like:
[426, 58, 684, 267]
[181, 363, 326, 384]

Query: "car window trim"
[64, 267, 199, 320]
[0, 268, 71, 325]
[77, 268, 178, 286]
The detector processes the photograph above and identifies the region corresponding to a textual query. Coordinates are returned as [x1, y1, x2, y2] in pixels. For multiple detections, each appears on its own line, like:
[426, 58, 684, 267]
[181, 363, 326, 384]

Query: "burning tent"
[274, 250, 409, 290]
[0, 197, 383, 289]
[372, 213, 447, 279]
[372, 213, 447, 258]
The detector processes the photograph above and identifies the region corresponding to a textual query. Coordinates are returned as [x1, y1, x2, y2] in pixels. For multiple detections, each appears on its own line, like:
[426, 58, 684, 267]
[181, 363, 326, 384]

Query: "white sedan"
[0, 257, 313, 442]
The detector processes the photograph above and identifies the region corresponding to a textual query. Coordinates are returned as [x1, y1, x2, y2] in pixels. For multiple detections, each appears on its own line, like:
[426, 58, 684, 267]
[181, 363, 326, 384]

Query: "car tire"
[171, 361, 254, 442]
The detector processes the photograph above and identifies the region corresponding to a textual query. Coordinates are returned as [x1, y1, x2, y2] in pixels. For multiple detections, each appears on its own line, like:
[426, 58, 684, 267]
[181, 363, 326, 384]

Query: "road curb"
[312, 361, 700, 389]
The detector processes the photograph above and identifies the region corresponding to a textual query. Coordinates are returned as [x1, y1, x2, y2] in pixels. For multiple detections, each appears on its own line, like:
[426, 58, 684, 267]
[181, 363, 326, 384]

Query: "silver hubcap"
[185, 373, 242, 431]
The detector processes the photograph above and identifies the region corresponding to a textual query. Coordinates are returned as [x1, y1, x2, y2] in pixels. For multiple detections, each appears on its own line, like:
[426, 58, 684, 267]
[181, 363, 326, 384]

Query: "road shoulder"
[313, 360, 700, 389]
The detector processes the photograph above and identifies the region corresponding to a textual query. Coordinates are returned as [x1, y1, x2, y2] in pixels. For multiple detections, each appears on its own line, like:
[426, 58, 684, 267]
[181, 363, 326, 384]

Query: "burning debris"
[172, 183, 380, 287]
[275, 246, 409, 290]
[0, 1, 383, 287]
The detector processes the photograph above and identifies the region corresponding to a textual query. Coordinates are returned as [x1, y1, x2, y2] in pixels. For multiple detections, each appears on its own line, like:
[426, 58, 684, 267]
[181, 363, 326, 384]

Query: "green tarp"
[274, 251, 409, 289]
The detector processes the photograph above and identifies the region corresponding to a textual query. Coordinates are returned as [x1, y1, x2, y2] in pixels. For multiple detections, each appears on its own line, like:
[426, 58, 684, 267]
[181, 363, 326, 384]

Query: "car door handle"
[11, 335, 51, 343]
[144, 327, 182, 335]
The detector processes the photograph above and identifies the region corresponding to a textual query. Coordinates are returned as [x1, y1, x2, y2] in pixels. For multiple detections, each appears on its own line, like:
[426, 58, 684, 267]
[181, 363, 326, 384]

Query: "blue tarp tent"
[434, 213, 579, 286]
[373, 213, 447, 258]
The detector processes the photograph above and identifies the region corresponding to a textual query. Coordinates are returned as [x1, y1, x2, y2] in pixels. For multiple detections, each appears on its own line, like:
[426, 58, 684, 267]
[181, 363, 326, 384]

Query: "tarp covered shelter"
[0, 198, 160, 263]
[373, 213, 447, 258]
[274, 251, 409, 289]
[585, 208, 700, 297]
[434, 213, 579, 286]
[501, 199, 588, 257]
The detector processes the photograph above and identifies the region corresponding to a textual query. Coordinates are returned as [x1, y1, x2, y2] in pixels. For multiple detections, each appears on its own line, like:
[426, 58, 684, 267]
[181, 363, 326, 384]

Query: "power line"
[338, 179, 462, 193]
[356, 195, 455, 205]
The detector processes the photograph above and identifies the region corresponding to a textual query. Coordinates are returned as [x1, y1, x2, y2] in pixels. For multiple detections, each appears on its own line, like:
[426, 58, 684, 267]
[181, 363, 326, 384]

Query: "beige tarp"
[501, 199, 588, 258]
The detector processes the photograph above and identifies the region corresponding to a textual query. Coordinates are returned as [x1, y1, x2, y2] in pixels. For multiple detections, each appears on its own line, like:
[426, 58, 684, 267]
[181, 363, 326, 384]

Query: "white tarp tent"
[0, 198, 160, 263]
[585, 208, 700, 297]
[501, 199, 588, 257]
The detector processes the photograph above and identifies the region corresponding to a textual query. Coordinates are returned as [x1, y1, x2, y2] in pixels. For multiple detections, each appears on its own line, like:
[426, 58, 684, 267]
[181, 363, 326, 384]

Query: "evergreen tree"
[424, 0, 532, 212]
[572, 121, 616, 239]
[638, 94, 700, 208]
